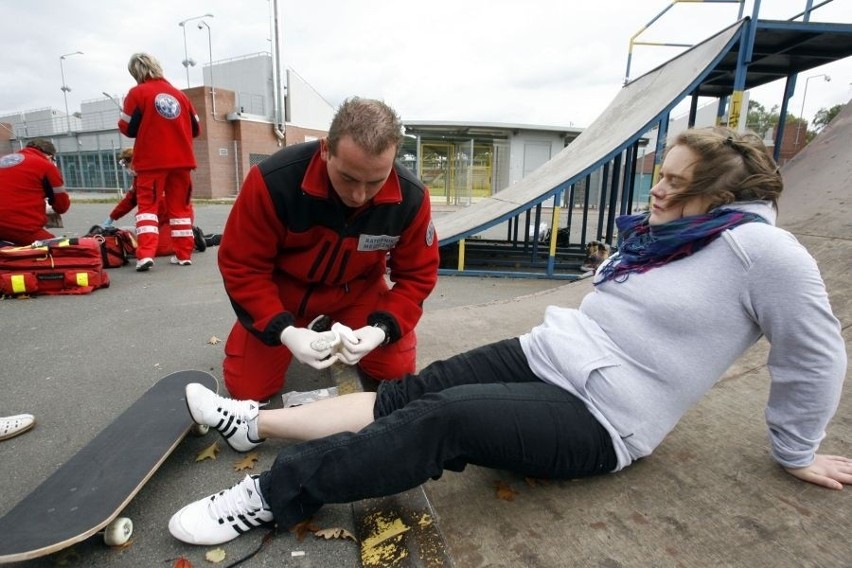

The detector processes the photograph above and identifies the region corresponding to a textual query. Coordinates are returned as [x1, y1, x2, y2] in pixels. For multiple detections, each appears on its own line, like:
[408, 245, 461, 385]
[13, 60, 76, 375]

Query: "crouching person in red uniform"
[0, 139, 68, 245]
[118, 52, 199, 271]
[219, 97, 440, 401]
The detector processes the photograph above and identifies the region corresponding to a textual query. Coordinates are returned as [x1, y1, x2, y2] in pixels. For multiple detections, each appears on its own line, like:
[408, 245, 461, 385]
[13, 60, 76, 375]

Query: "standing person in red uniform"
[101, 148, 209, 255]
[103, 147, 172, 256]
[118, 52, 199, 271]
[219, 97, 439, 402]
[0, 139, 68, 245]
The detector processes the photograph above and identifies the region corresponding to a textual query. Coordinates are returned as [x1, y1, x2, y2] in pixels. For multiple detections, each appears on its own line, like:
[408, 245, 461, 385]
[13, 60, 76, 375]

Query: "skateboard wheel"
[191, 424, 210, 436]
[104, 517, 133, 546]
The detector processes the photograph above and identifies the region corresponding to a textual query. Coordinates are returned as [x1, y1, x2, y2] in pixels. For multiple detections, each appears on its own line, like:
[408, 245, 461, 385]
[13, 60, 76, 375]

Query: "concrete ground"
[1, 107, 850, 567]
[0, 201, 565, 568]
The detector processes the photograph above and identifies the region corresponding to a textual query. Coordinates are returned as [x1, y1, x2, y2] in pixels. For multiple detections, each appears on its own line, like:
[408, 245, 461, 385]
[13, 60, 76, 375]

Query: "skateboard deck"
[0, 370, 218, 563]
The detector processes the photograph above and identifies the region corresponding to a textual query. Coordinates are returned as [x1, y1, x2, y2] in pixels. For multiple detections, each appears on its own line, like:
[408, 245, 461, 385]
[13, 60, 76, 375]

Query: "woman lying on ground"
[168, 126, 850, 546]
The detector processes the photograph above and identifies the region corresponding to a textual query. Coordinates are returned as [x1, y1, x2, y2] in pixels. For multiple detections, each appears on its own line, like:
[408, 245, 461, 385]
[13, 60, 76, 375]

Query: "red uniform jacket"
[118, 78, 199, 172]
[0, 147, 68, 236]
[219, 141, 439, 346]
[110, 187, 138, 220]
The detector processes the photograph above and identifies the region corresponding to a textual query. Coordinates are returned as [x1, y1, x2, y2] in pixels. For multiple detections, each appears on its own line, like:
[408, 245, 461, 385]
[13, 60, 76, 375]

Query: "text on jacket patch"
[358, 234, 400, 251]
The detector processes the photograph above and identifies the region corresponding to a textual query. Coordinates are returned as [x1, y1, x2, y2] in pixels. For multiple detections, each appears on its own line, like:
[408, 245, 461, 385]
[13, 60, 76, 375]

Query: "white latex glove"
[102, 217, 114, 228]
[331, 322, 358, 343]
[45, 203, 55, 215]
[280, 326, 341, 369]
[336, 324, 386, 365]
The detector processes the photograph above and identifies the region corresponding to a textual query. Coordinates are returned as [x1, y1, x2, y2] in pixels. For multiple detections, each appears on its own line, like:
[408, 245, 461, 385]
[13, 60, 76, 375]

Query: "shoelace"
[208, 395, 265, 449]
[207, 479, 264, 524]
[217, 396, 257, 424]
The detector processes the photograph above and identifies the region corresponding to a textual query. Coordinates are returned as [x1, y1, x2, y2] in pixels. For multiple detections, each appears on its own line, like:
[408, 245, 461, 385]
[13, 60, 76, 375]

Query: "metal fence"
[5, 108, 133, 194]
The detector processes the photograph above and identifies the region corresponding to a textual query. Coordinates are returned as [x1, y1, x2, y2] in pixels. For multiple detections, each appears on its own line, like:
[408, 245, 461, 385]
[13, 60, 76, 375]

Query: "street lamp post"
[178, 13, 213, 88]
[59, 51, 84, 133]
[197, 20, 216, 117]
[795, 73, 831, 147]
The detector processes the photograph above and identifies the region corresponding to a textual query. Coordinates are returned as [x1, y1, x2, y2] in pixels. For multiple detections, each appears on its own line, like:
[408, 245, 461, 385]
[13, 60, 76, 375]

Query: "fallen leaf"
[494, 480, 519, 501]
[234, 452, 259, 471]
[205, 548, 227, 563]
[172, 557, 193, 568]
[208, 336, 221, 345]
[314, 527, 357, 541]
[360, 513, 410, 567]
[289, 518, 321, 541]
[196, 441, 220, 462]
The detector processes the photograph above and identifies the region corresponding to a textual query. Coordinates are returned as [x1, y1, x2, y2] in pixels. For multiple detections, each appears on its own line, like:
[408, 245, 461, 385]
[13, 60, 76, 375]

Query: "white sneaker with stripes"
[185, 383, 264, 452]
[169, 475, 274, 545]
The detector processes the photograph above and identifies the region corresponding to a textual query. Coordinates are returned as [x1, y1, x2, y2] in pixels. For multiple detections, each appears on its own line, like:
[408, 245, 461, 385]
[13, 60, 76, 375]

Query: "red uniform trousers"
[133, 168, 194, 261]
[0, 226, 56, 245]
[223, 276, 417, 401]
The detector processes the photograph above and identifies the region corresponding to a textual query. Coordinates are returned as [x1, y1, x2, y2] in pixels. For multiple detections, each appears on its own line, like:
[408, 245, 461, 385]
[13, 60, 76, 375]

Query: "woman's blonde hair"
[127, 53, 164, 83]
[666, 126, 783, 209]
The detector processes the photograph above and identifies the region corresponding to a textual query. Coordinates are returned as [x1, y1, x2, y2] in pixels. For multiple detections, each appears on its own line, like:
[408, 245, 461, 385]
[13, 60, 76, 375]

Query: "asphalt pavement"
[2, 114, 850, 568]
[0, 199, 565, 567]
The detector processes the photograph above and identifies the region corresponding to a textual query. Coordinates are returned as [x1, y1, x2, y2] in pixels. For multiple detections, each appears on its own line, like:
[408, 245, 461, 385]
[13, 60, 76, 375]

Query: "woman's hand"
[784, 454, 852, 490]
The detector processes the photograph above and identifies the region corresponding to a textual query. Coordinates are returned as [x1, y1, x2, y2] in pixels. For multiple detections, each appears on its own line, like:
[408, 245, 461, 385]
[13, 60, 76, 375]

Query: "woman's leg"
[259, 380, 616, 527]
[258, 392, 377, 440]
[253, 338, 534, 440]
[375, 337, 540, 414]
[163, 169, 194, 261]
[133, 170, 165, 260]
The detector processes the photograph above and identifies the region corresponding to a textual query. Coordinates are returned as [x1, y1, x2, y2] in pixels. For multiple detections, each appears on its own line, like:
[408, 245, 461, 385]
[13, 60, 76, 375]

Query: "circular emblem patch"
[425, 220, 435, 247]
[154, 93, 182, 120]
[0, 154, 24, 168]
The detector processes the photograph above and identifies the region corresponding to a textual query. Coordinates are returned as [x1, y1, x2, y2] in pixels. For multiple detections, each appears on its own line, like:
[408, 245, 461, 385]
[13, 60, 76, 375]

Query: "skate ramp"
[777, 97, 852, 242]
[776, 96, 851, 341]
[434, 20, 745, 245]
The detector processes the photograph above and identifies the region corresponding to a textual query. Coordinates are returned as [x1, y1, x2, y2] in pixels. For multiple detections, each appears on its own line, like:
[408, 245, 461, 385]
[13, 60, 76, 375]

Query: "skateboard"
[0, 370, 218, 563]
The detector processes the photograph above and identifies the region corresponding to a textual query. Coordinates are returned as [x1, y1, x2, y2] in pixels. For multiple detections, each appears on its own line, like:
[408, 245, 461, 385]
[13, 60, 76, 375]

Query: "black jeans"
[258, 338, 616, 526]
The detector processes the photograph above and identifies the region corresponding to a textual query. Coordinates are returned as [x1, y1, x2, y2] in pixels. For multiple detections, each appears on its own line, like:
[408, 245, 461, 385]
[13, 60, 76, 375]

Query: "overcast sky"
[2, 0, 850, 128]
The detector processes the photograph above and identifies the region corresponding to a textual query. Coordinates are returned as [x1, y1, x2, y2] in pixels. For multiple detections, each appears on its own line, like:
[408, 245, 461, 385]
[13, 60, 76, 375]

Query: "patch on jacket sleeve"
[0, 154, 24, 168]
[425, 220, 435, 247]
[358, 234, 400, 251]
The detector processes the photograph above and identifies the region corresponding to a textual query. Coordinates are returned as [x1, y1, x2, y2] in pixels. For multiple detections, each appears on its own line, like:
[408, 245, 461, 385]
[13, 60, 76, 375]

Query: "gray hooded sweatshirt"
[519, 201, 846, 471]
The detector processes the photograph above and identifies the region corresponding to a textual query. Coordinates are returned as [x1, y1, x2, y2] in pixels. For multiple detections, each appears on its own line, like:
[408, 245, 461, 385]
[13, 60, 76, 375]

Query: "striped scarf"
[595, 208, 766, 284]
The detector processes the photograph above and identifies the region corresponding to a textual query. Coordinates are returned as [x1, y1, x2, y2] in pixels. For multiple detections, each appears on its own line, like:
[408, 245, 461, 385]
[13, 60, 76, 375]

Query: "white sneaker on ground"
[169, 256, 192, 266]
[185, 383, 264, 452]
[135, 257, 154, 272]
[169, 474, 274, 545]
[0, 414, 35, 441]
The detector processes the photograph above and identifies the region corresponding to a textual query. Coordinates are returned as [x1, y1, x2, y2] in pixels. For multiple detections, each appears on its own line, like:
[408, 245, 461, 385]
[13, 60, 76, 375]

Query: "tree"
[745, 100, 780, 139]
[745, 100, 805, 139]
[812, 104, 845, 133]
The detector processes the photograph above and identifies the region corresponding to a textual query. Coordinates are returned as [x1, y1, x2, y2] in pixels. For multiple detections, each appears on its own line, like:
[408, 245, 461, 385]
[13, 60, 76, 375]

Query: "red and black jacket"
[219, 140, 439, 346]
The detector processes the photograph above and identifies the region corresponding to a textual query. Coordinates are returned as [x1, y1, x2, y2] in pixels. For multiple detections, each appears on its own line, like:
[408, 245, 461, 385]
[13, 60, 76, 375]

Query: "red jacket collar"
[301, 146, 402, 205]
